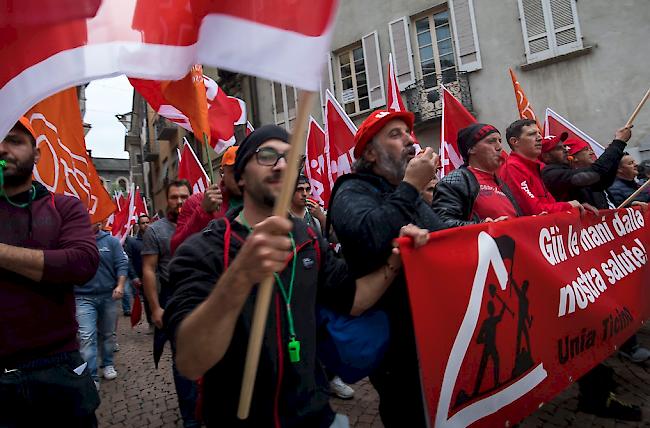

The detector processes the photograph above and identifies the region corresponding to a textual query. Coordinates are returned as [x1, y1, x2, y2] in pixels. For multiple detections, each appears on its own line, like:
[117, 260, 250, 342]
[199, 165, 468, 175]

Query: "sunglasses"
[255, 147, 305, 169]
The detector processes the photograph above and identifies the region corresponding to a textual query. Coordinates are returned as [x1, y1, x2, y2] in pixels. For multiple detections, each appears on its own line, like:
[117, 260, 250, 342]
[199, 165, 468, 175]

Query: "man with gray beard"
[328, 110, 447, 427]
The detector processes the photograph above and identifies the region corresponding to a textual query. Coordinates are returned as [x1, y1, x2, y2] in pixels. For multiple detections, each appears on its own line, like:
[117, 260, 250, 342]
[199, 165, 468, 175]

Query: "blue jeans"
[75, 294, 118, 382]
[121, 281, 132, 314]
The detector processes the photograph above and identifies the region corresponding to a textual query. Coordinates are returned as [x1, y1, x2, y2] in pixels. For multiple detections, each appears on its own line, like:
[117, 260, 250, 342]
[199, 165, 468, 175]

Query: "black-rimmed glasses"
[255, 147, 305, 169]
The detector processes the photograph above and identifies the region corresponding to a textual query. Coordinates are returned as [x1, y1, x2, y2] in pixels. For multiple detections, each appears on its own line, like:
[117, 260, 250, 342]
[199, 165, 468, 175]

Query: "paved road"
[97, 318, 650, 427]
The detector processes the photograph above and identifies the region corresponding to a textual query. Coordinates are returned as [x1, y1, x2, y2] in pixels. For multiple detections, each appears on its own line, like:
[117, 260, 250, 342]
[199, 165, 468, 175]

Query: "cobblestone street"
[97, 318, 650, 427]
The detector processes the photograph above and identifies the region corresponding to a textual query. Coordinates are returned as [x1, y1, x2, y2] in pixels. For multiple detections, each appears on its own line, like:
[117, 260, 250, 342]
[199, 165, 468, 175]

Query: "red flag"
[509, 68, 542, 131]
[130, 74, 246, 154]
[305, 117, 330, 208]
[0, 0, 101, 26]
[440, 85, 476, 177]
[130, 291, 143, 328]
[544, 108, 605, 157]
[178, 141, 210, 194]
[386, 52, 421, 152]
[134, 187, 148, 217]
[26, 88, 116, 223]
[0, 0, 339, 139]
[324, 89, 357, 188]
[246, 121, 255, 136]
[112, 184, 136, 244]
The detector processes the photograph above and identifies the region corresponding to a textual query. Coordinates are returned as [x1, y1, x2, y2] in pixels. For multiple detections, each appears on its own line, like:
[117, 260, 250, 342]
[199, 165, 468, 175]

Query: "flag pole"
[625, 88, 650, 128]
[237, 90, 316, 420]
[202, 133, 216, 184]
[617, 179, 650, 209]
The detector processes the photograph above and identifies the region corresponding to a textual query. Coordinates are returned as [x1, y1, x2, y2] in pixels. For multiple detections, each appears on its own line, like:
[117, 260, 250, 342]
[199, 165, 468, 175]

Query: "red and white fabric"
[324, 89, 357, 189]
[544, 108, 605, 157]
[305, 117, 330, 208]
[440, 85, 476, 177]
[178, 141, 210, 194]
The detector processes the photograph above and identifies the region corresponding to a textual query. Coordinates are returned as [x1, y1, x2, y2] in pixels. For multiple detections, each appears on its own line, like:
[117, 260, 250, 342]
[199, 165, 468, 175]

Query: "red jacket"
[500, 152, 572, 216]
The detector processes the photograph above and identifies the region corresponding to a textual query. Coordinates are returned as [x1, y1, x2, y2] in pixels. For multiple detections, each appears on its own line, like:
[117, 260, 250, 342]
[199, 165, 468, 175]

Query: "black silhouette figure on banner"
[473, 300, 507, 396]
[511, 278, 534, 377]
[488, 283, 514, 317]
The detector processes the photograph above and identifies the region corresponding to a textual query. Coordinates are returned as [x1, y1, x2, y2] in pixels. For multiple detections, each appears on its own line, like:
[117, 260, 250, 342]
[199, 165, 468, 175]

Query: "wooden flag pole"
[617, 179, 650, 209]
[237, 90, 316, 420]
[625, 88, 650, 128]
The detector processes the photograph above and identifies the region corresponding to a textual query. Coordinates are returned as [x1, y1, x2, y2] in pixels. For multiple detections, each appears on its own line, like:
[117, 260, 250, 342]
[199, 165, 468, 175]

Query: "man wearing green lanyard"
[289, 174, 325, 235]
[163, 125, 428, 427]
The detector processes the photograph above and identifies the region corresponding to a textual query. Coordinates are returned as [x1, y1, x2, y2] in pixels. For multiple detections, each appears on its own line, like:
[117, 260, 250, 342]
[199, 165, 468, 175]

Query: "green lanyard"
[238, 212, 301, 363]
[0, 160, 35, 208]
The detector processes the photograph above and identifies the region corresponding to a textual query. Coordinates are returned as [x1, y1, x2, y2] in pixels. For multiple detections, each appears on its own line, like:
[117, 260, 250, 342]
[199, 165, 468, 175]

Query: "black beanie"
[233, 125, 290, 181]
[457, 123, 500, 163]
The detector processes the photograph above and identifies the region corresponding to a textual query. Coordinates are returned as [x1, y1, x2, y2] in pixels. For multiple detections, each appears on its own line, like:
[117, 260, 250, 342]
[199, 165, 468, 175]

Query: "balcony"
[143, 142, 159, 162]
[403, 71, 473, 125]
[154, 115, 177, 141]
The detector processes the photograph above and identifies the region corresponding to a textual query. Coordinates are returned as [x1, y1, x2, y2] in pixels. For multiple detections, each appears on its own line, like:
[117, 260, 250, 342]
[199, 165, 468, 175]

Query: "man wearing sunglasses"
[163, 125, 429, 427]
[328, 110, 446, 427]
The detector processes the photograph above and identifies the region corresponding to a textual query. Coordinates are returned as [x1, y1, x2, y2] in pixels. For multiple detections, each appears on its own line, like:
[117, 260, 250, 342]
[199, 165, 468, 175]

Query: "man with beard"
[0, 118, 100, 425]
[433, 123, 521, 227]
[328, 110, 446, 427]
[141, 179, 197, 427]
[170, 145, 242, 254]
[163, 125, 428, 427]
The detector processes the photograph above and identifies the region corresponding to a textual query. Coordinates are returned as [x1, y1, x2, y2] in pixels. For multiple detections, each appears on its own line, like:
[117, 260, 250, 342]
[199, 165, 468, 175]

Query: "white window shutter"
[549, 0, 582, 55]
[320, 53, 334, 110]
[388, 17, 416, 90]
[448, 0, 482, 72]
[362, 31, 386, 109]
[518, 0, 554, 62]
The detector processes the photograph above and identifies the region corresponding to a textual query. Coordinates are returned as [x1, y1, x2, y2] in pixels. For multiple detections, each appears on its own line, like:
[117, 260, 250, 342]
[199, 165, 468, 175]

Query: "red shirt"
[500, 153, 572, 216]
[468, 167, 518, 220]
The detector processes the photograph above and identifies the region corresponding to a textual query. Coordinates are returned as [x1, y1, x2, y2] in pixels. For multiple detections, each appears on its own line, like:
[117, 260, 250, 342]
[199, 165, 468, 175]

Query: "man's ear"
[508, 137, 518, 149]
[364, 145, 378, 163]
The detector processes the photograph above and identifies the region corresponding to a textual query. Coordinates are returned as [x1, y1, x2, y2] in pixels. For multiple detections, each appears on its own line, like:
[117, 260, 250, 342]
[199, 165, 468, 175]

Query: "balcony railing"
[403, 71, 473, 124]
[154, 115, 177, 141]
[143, 142, 158, 162]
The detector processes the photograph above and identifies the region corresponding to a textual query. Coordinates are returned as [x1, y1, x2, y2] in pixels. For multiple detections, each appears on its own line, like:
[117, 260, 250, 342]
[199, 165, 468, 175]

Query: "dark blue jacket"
[75, 231, 129, 296]
[607, 177, 650, 207]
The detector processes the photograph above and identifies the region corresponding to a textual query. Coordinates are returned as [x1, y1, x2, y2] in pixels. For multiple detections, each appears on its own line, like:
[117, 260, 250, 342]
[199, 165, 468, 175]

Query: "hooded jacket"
[75, 230, 129, 296]
[607, 177, 650, 207]
[0, 181, 99, 365]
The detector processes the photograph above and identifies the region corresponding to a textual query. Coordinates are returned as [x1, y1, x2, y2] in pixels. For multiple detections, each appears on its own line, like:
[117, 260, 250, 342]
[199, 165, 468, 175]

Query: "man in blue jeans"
[75, 220, 128, 388]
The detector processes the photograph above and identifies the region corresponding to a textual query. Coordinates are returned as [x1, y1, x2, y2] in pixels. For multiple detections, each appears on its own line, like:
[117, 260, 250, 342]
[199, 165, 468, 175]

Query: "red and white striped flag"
[305, 117, 331, 208]
[324, 89, 357, 188]
[0, 0, 339, 139]
[178, 141, 210, 194]
[440, 85, 476, 177]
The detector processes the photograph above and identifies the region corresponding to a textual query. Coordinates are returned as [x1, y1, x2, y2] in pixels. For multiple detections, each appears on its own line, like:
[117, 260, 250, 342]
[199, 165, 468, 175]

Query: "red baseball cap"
[353, 110, 415, 158]
[564, 138, 590, 156]
[540, 131, 569, 154]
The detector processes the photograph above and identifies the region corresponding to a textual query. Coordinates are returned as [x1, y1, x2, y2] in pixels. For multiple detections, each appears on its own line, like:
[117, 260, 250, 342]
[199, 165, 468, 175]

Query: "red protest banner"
[399, 208, 650, 428]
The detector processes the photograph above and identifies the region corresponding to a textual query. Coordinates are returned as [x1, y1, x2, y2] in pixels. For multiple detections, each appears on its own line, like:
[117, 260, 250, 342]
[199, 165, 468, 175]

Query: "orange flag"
[161, 64, 211, 145]
[509, 68, 542, 131]
[27, 87, 116, 223]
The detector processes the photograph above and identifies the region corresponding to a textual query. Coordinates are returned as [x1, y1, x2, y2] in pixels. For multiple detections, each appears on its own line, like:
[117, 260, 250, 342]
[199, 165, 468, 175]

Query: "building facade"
[93, 157, 130, 194]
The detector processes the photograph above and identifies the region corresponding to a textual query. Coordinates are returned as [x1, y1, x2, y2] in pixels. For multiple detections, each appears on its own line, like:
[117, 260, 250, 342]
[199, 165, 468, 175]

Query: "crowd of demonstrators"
[328, 110, 446, 427]
[0, 118, 100, 426]
[125, 214, 153, 332]
[170, 145, 242, 255]
[74, 220, 129, 388]
[163, 125, 430, 427]
[432, 123, 521, 226]
[607, 152, 650, 206]
[141, 179, 200, 428]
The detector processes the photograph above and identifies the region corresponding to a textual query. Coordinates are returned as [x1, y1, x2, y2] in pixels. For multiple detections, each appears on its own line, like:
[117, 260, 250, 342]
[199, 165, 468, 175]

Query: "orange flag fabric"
[509, 68, 542, 131]
[161, 64, 211, 145]
[27, 87, 116, 223]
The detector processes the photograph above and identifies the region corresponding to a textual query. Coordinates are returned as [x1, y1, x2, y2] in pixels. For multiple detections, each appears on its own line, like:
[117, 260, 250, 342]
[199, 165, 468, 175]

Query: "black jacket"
[607, 177, 650, 207]
[541, 139, 626, 209]
[328, 172, 447, 426]
[164, 210, 356, 428]
[432, 166, 522, 228]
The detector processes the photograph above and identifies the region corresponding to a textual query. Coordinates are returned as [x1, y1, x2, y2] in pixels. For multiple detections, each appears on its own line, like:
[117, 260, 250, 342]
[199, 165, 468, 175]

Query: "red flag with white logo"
[0, 0, 339, 139]
[509, 68, 543, 132]
[305, 117, 331, 208]
[178, 141, 210, 194]
[441, 85, 476, 177]
[544, 108, 604, 157]
[324, 89, 357, 188]
[130, 74, 246, 154]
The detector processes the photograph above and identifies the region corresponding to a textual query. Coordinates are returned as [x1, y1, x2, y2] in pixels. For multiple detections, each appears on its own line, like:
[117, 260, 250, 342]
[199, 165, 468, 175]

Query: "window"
[413, 10, 458, 89]
[271, 82, 298, 131]
[337, 45, 370, 115]
[517, 0, 583, 63]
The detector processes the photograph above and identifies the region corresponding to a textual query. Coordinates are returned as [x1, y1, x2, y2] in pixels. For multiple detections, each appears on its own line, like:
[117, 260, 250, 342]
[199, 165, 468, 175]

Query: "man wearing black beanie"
[433, 123, 522, 228]
[162, 125, 429, 427]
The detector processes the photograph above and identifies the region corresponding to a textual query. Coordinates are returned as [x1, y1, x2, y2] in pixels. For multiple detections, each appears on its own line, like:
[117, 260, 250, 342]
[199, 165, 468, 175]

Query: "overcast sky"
[84, 75, 133, 159]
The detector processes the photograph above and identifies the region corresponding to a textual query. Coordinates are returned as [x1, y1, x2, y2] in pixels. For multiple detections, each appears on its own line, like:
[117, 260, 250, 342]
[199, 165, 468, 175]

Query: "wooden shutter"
[362, 31, 386, 109]
[449, 0, 482, 72]
[320, 53, 334, 111]
[518, 0, 554, 62]
[388, 17, 416, 90]
[549, 0, 582, 55]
